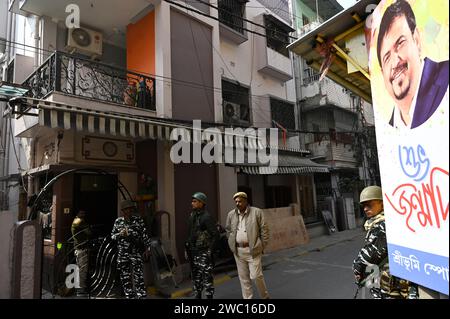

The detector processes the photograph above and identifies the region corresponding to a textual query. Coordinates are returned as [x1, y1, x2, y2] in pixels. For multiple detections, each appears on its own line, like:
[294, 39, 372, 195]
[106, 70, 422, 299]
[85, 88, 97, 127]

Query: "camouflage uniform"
[353, 212, 418, 299]
[111, 215, 152, 299]
[186, 209, 219, 299]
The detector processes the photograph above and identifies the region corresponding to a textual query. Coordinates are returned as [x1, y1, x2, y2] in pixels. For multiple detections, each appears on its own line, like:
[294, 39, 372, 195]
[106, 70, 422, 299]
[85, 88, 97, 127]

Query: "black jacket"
[186, 209, 219, 252]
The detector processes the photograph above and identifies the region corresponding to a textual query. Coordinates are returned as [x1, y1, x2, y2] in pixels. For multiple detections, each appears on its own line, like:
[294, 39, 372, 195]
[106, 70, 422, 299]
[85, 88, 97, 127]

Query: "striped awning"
[236, 154, 329, 175]
[239, 165, 329, 175]
[10, 97, 264, 149]
[37, 100, 176, 140]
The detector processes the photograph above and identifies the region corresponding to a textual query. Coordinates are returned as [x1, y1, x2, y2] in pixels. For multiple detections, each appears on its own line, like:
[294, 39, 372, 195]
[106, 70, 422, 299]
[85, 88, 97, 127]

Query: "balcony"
[298, 20, 323, 37]
[301, 77, 353, 110]
[305, 131, 357, 168]
[255, 14, 294, 82]
[9, 0, 160, 47]
[218, 0, 249, 44]
[302, 73, 321, 86]
[256, 0, 292, 25]
[22, 51, 156, 111]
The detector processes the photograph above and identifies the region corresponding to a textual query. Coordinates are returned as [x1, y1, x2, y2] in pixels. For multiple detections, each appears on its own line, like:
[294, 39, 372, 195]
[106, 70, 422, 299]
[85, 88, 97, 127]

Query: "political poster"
[368, 0, 449, 294]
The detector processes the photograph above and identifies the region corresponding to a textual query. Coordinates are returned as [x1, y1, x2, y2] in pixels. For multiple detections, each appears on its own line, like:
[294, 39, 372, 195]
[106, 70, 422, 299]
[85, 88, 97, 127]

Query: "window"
[265, 186, 292, 208]
[302, 15, 310, 26]
[264, 15, 291, 57]
[270, 98, 295, 130]
[6, 59, 14, 83]
[335, 132, 354, 145]
[0, 190, 8, 210]
[218, 0, 247, 34]
[312, 123, 323, 142]
[302, 65, 320, 85]
[222, 79, 250, 125]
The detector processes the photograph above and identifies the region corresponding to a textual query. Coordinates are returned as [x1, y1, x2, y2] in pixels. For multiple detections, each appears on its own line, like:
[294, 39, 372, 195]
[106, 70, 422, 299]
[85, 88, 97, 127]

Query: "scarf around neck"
[364, 211, 385, 231]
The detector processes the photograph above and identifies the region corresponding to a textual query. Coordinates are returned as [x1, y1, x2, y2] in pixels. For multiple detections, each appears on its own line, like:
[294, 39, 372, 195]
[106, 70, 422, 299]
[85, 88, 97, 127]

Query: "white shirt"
[393, 62, 424, 129]
[236, 208, 249, 244]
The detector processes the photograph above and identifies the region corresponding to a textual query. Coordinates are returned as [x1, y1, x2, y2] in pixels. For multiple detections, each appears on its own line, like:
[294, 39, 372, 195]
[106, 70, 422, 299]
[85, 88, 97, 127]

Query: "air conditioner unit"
[223, 101, 250, 125]
[66, 27, 103, 58]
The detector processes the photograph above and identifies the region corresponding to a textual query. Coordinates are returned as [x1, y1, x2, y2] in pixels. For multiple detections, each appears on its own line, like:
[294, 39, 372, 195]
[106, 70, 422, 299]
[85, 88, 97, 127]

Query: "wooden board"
[263, 206, 310, 253]
[263, 204, 299, 220]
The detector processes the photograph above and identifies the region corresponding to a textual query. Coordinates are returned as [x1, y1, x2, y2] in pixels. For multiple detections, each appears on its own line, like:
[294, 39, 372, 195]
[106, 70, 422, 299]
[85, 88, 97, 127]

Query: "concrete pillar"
[217, 165, 237, 226]
[0, 211, 17, 298]
[11, 220, 42, 299]
[155, 2, 172, 118]
[156, 141, 176, 260]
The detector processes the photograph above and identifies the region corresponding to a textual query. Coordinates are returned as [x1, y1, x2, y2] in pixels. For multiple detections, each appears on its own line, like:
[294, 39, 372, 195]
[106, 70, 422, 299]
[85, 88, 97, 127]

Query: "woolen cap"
[233, 192, 248, 200]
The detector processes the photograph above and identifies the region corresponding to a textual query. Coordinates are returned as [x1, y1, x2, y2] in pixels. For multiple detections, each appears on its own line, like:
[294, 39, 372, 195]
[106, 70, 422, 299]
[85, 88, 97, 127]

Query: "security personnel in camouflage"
[185, 192, 219, 299]
[111, 200, 152, 299]
[353, 186, 418, 299]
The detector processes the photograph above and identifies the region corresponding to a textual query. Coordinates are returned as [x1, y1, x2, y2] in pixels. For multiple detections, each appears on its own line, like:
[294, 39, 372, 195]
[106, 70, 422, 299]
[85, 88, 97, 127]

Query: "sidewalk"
[151, 227, 365, 299]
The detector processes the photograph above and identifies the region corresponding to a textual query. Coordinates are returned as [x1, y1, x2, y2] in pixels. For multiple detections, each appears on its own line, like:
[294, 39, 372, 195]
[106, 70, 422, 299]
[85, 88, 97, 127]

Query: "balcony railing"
[298, 19, 323, 37]
[302, 73, 320, 86]
[219, 0, 246, 34]
[22, 51, 156, 111]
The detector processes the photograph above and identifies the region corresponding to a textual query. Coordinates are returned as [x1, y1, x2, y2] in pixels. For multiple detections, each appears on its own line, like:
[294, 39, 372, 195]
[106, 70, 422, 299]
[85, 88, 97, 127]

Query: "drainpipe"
[33, 15, 40, 70]
[290, 0, 304, 146]
[6, 10, 12, 60]
[2, 10, 13, 192]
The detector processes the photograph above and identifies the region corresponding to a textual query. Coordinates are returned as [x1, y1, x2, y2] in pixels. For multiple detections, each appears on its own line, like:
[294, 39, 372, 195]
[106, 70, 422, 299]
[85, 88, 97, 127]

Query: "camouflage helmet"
[192, 192, 207, 204]
[360, 186, 383, 203]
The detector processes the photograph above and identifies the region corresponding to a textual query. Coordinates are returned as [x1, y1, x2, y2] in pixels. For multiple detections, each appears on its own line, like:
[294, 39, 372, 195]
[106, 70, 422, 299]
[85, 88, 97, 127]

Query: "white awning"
[236, 154, 329, 175]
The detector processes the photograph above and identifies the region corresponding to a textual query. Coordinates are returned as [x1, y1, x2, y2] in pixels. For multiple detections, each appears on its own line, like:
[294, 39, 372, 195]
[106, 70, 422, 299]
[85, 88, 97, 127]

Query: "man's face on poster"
[379, 15, 422, 103]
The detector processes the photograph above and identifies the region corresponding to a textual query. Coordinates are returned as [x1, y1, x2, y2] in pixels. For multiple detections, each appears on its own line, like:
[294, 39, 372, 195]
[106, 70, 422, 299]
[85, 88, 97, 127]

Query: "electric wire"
[164, 0, 294, 44]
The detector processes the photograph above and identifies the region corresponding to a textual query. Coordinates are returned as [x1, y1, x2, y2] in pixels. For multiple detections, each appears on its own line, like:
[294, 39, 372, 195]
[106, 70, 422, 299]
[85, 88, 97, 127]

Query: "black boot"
[206, 294, 213, 299]
[195, 292, 202, 299]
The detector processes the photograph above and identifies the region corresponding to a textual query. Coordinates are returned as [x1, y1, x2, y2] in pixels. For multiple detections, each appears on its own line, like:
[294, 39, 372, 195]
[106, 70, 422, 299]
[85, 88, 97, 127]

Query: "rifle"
[353, 257, 388, 299]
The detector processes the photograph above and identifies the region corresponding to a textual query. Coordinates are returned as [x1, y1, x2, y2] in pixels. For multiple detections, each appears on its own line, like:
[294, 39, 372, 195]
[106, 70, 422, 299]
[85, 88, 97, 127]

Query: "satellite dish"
[72, 28, 92, 47]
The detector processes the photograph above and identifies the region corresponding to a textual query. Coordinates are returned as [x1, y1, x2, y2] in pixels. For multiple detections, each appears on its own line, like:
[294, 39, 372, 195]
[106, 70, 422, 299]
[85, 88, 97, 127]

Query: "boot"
[195, 292, 202, 299]
[206, 294, 213, 299]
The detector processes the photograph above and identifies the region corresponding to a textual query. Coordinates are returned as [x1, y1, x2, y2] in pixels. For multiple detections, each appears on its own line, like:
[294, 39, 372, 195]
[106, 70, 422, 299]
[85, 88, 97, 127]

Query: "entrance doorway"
[73, 173, 118, 238]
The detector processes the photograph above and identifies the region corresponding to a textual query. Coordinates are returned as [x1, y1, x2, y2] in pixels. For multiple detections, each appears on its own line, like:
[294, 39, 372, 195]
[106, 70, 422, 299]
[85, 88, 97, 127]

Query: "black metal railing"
[218, 0, 246, 34]
[22, 51, 156, 111]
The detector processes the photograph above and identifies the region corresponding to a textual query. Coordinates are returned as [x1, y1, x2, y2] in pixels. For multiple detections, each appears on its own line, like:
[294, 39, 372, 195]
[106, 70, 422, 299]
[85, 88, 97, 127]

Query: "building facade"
[291, 0, 379, 229]
[1, 0, 337, 292]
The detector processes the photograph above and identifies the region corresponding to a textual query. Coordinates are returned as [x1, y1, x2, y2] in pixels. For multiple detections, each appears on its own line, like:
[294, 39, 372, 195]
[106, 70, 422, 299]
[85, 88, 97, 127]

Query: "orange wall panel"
[126, 12, 155, 76]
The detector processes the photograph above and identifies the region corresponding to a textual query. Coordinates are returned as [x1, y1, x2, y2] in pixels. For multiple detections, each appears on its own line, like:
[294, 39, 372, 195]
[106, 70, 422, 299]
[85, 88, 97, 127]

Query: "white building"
[0, 0, 336, 295]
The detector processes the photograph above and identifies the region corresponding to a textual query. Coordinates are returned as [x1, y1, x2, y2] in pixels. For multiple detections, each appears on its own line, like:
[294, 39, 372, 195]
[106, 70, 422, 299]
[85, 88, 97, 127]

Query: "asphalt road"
[213, 234, 368, 299]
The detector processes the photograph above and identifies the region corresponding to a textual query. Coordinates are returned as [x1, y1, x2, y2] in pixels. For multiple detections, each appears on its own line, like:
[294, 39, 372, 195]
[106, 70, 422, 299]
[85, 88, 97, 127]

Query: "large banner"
[368, 0, 449, 294]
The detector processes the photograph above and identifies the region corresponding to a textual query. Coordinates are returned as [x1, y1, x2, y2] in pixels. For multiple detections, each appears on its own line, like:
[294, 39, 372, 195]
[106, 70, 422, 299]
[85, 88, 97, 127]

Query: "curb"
[150, 274, 233, 299]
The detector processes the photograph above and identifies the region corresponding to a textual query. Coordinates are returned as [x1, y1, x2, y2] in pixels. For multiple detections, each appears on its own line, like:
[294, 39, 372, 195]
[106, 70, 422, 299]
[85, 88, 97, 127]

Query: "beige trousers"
[234, 247, 269, 299]
[74, 249, 89, 290]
